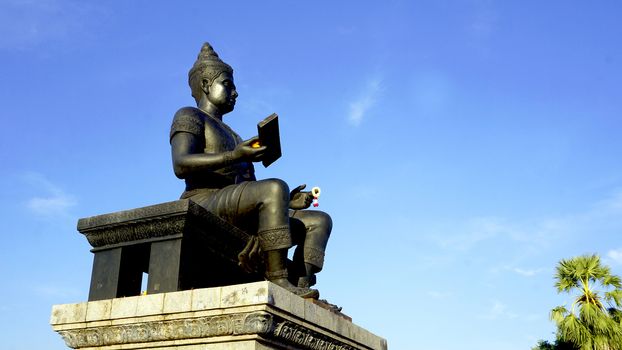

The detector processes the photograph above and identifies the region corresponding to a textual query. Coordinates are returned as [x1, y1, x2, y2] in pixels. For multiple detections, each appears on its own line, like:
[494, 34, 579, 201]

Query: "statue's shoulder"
[170, 107, 205, 140]
[173, 106, 204, 122]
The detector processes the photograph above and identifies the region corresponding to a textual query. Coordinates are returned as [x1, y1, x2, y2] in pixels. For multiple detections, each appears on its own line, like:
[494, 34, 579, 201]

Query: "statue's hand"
[289, 184, 313, 210]
[234, 136, 267, 162]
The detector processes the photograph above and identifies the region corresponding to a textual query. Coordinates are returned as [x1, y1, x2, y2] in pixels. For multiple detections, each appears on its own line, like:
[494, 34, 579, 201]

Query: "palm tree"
[551, 254, 622, 350]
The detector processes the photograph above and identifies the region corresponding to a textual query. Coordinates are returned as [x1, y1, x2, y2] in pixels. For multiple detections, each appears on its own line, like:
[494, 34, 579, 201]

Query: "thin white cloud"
[434, 216, 512, 251]
[431, 188, 622, 254]
[607, 249, 622, 265]
[348, 78, 382, 126]
[487, 264, 546, 277]
[28, 196, 76, 216]
[23, 172, 77, 218]
[512, 267, 544, 277]
[480, 300, 518, 320]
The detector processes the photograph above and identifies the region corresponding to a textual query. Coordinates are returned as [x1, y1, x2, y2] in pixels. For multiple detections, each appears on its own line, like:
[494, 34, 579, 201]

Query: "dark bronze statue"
[170, 43, 332, 299]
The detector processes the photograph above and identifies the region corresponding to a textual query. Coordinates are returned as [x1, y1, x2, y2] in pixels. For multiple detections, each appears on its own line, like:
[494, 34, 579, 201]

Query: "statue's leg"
[237, 178, 290, 242]
[289, 210, 332, 288]
[235, 179, 319, 299]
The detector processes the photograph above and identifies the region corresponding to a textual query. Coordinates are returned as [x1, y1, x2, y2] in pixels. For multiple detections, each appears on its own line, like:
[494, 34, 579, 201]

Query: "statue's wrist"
[223, 151, 235, 165]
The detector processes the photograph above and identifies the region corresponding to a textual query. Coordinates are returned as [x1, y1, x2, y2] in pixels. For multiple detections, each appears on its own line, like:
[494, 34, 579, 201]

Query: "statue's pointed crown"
[189, 42, 233, 80]
[197, 43, 226, 65]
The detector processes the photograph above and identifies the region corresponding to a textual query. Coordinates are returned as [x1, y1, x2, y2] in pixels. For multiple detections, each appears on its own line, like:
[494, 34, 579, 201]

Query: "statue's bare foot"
[271, 278, 319, 299]
[297, 275, 316, 288]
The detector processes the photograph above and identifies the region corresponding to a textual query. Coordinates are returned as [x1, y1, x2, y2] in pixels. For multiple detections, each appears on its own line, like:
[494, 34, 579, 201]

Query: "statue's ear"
[201, 79, 210, 94]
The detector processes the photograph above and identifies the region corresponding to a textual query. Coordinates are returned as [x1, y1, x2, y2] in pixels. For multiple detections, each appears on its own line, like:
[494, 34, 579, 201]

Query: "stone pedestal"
[51, 281, 387, 350]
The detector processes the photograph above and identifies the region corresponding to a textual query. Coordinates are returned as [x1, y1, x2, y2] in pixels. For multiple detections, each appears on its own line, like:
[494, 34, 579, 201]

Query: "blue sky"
[1, 1, 622, 349]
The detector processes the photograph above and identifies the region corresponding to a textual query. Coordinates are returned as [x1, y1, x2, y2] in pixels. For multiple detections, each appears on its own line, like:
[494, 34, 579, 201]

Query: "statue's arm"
[171, 132, 266, 179]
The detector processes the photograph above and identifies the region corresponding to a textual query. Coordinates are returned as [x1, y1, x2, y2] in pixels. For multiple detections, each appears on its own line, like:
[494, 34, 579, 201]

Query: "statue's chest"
[203, 122, 242, 153]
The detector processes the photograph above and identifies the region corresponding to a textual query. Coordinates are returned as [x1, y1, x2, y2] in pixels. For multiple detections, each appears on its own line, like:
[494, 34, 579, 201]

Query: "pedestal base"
[51, 281, 387, 350]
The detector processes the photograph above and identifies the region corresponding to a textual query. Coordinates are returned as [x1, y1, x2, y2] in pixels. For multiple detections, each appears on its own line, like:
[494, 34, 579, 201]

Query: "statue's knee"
[318, 212, 332, 235]
[310, 211, 332, 236]
[260, 178, 289, 202]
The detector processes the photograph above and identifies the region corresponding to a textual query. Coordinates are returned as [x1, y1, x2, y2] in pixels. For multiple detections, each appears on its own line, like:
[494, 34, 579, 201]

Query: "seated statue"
[170, 42, 332, 299]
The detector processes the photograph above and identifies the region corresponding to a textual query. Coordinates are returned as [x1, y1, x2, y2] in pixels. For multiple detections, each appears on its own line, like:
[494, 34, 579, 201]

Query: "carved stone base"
[51, 281, 387, 350]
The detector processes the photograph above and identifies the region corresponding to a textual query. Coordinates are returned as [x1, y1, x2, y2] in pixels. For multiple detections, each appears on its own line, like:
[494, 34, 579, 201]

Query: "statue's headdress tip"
[198, 42, 219, 59]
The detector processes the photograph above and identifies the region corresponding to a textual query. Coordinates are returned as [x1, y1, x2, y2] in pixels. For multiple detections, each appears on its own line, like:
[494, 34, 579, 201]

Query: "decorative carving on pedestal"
[273, 320, 357, 350]
[58, 311, 273, 348]
[57, 311, 357, 350]
[78, 200, 249, 249]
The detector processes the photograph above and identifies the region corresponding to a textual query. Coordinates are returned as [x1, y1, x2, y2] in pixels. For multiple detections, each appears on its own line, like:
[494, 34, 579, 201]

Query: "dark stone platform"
[78, 200, 262, 301]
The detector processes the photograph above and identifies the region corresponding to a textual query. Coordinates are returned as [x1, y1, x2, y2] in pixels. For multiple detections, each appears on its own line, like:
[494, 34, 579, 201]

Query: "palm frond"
[603, 275, 622, 289]
[556, 258, 581, 293]
[609, 308, 622, 324]
[579, 303, 603, 329]
[551, 306, 570, 324]
[605, 290, 622, 309]
[558, 314, 590, 345]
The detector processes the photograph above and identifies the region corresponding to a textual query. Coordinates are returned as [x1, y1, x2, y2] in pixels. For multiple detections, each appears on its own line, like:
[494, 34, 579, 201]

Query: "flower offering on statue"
[312, 187, 321, 207]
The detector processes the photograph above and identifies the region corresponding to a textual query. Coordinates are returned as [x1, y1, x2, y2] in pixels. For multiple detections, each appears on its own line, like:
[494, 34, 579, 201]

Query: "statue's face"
[206, 71, 238, 114]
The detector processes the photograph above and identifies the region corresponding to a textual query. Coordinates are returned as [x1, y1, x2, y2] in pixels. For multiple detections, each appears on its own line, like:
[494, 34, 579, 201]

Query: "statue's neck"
[197, 99, 223, 121]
